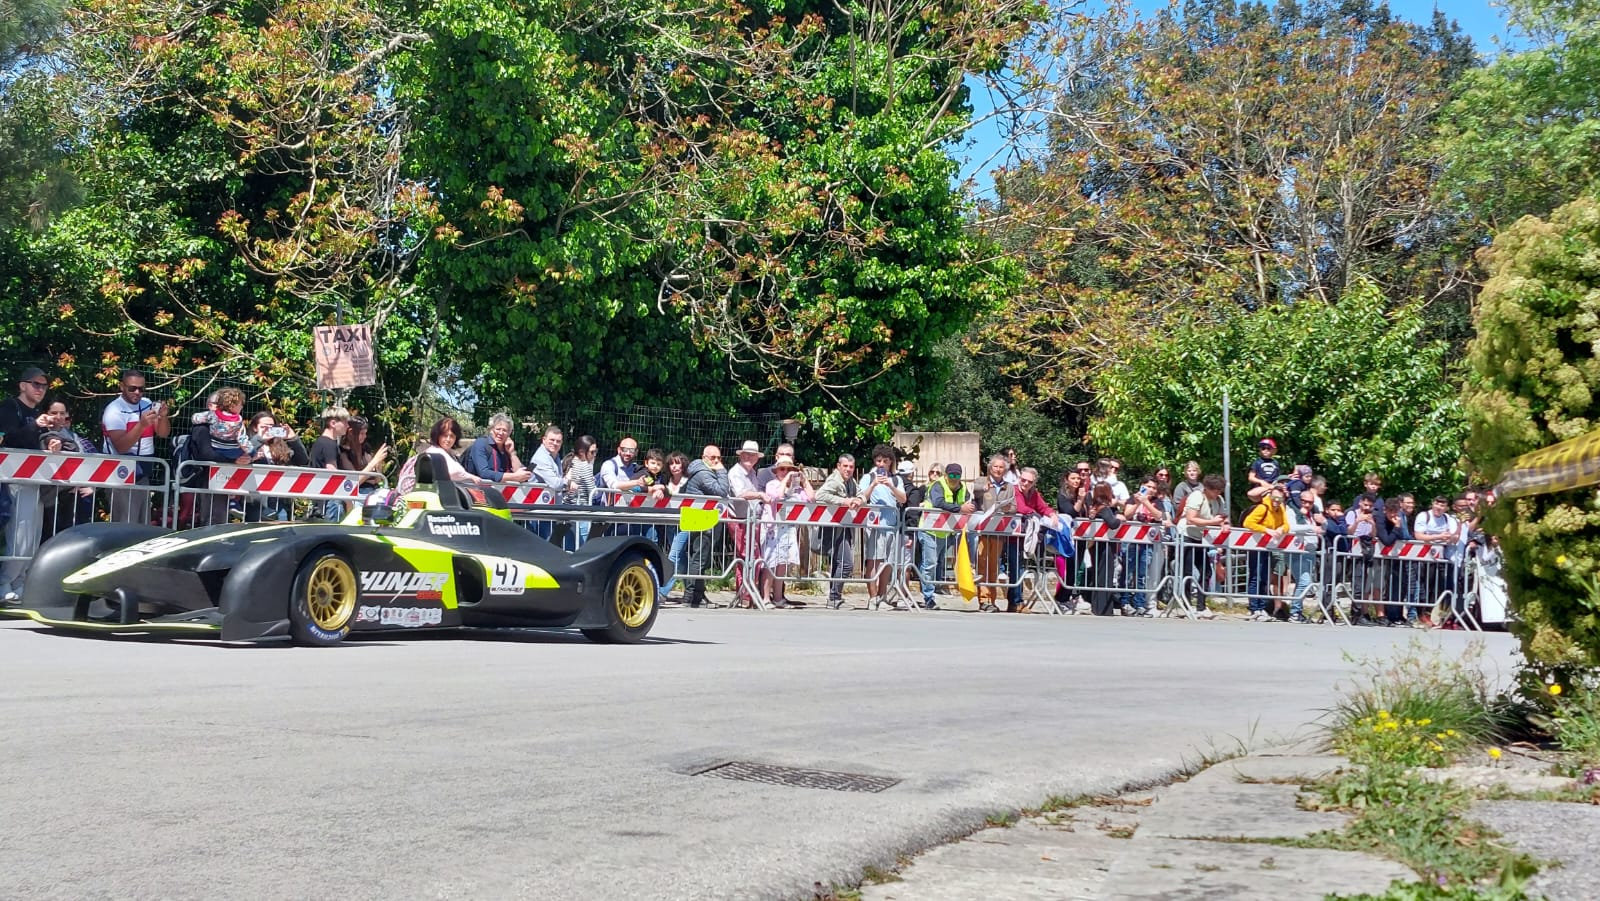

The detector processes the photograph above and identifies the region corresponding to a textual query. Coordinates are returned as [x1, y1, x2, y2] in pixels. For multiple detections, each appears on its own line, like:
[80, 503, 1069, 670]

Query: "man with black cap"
[0, 367, 52, 601]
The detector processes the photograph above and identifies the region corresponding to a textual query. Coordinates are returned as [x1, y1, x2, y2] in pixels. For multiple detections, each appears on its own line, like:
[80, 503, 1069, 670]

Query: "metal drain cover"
[694, 761, 900, 793]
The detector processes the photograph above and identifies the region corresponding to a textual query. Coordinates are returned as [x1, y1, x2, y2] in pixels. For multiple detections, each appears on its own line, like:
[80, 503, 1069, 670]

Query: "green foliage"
[400, 0, 1028, 440]
[1090, 281, 1466, 500]
[1306, 766, 1536, 898]
[987, 0, 1477, 399]
[1546, 679, 1600, 767]
[1436, 0, 1600, 230]
[914, 338, 1087, 478]
[1325, 639, 1508, 760]
[1334, 711, 1472, 770]
[1462, 195, 1600, 666]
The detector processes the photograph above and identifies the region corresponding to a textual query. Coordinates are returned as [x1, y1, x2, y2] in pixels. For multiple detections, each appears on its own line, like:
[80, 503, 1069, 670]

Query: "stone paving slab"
[1473, 800, 1600, 901]
[1101, 838, 1414, 900]
[1133, 781, 1349, 840]
[1182, 754, 1347, 788]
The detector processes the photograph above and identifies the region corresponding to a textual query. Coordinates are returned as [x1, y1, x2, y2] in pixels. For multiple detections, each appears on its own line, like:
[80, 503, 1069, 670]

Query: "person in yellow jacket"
[1242, 480, 1290, 621]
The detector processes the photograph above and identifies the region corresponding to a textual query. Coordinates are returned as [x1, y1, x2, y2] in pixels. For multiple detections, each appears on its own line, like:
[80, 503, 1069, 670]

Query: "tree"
[1463, 195, 1600, 667]
[1436, 0, 1600, 230]
[28, 0, 461, 430]
[1091, 280, 1466, 503]
[399, 0, 1031, 439]
[981, 0, 1477, 401]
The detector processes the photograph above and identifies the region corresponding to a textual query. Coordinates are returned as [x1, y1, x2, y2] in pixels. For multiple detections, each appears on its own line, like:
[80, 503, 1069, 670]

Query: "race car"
[1, 453, 670, 645]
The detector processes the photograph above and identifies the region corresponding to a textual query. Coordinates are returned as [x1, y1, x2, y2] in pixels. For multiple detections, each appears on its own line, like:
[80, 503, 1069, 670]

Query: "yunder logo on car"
[360, 571, 449, 600]
[425, 515, 480, 538]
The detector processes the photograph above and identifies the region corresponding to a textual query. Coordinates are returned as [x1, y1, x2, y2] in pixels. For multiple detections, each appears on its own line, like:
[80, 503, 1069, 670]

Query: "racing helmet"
[363, 489, 401, 526]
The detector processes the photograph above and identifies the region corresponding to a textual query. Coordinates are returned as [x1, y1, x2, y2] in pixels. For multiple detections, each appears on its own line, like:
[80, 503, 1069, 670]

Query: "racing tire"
[582, 554, 659, 644]
[289, 550, 358, 646]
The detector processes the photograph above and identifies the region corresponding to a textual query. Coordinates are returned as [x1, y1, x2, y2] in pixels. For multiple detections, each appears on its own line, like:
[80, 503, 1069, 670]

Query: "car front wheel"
[582, 554, 658, 644]
[290, 550, 357, 646]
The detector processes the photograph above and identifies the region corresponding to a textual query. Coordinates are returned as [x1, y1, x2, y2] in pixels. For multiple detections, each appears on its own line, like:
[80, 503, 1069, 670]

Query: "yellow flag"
[955, 531, 978, 601]
[678, 506, 721, 532]
[1496, 427, 1600, 499]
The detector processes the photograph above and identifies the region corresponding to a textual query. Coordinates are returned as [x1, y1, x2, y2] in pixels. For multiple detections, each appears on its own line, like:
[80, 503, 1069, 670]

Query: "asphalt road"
[0, 612, 1517, 901]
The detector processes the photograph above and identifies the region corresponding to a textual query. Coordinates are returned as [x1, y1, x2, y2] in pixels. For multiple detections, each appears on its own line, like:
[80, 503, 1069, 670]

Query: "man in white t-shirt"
[101, 368, 171, 524]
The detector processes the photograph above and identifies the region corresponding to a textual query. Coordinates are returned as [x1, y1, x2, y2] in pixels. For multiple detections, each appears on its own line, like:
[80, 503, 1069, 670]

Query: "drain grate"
[693, 761, 900, 793]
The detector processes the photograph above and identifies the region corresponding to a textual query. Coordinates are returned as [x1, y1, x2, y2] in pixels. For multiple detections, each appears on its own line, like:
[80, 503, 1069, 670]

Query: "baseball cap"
[945, 463, 963, 477]
[895, 460, 916, 476]
[18, 366, 45, 383]
[1295, 464, 1312, 478]
[1258, 438, 1277, 450]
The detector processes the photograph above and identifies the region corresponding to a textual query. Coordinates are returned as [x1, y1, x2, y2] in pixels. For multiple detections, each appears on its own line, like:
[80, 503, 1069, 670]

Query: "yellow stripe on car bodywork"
[65, 524, 296, 584]
[465, 554, 560, 591]
[4, 607, 221, 633]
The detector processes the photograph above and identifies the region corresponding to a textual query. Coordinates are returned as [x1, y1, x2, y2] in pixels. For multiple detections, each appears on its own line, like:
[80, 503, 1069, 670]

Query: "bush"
[1462, 195, 1600, 667]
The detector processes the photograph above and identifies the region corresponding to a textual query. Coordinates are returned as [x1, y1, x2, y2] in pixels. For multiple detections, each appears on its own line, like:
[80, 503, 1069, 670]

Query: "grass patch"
[1327, 639, 1510, 754]
[984, 811, 1017, 827]
[1296, 765, 1538, 897]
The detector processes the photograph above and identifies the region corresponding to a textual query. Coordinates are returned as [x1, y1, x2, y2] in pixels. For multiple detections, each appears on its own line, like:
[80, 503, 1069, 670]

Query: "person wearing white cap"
[727, 439, 765, 606]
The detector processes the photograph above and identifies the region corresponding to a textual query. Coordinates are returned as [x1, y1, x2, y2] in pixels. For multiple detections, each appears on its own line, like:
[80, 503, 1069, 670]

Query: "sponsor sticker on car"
[356, 605, 442, 627]
[425, 515, 481, 538]
[360, 571, 449, 600]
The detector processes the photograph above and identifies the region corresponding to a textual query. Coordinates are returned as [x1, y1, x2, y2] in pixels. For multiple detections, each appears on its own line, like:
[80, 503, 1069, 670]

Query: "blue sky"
[958, 0, 1515, 190]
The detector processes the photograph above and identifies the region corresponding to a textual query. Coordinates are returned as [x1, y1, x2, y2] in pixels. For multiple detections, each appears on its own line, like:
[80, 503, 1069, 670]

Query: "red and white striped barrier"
[205, 465, 363, 499]
[0, 450, 137, 486]
[500, 484, 554, 505]
[1071, 520, 1161, 543]
[1375, 540, 1446, 560]
[618, 493, 721, 511]
[1201, 527, 1305, 551]
[777, 502, 882, 527]
[918, 511, 1021, 534]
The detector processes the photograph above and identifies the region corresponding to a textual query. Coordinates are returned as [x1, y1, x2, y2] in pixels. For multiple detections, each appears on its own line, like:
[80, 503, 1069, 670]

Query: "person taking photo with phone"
[101, 368, 170, 524]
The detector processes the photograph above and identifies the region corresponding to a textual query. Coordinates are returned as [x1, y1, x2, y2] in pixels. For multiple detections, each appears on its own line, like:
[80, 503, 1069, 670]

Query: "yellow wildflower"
[1550, 684, 1564, 697]
[1556, 555, 1568, 566]
[1430, 743, 1444, 752]
[1378, 710, 1391, 719]
[1418, 719, 1432, 727]
[1488, 748, 1503, 760]
[1446, 730, 1456, 737]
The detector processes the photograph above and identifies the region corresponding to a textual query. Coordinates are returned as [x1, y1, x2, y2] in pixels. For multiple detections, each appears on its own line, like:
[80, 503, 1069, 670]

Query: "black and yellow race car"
[1, 454, 671, 645]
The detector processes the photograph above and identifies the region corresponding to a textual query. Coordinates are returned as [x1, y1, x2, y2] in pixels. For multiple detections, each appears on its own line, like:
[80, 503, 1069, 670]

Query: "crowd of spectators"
[0, 365, 1495, 624]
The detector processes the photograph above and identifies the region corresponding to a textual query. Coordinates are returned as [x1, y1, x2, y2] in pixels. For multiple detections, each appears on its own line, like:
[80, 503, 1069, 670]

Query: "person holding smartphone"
[101, 368, 170, 524]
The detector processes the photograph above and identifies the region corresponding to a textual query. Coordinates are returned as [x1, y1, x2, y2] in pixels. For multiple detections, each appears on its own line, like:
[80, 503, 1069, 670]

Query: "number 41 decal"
[487, 558, 526, 595]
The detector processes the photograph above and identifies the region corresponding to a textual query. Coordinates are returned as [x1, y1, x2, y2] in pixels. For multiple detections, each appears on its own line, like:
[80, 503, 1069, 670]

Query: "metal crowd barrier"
[1171, 527, 1329, 622]
[502, 486, 749, 603]
[1325, 537, 1471, 628]
[767, 501, 906, 609]
[173, 460, 382, 528]
[1057, 520, 1177, 617]
[1, 450, 170, 595]
[0, 450, 1495, 629]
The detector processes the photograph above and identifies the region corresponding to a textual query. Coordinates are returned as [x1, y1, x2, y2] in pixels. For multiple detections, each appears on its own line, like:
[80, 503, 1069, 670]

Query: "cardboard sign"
[313, 323, 376, 390]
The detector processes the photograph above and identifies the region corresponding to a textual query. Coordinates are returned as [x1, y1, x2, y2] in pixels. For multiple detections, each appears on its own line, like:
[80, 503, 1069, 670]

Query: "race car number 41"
[487, 558, 526, 595]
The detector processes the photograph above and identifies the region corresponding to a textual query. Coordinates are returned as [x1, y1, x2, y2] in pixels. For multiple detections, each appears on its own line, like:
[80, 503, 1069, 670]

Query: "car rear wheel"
[290, 550, 357, 646]
[582, 554, 659, 644]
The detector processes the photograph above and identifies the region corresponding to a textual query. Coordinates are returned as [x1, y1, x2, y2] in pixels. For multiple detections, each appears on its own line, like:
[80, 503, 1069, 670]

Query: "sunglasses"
[24, 380, 47, 388]
[122, 385, 146, 392]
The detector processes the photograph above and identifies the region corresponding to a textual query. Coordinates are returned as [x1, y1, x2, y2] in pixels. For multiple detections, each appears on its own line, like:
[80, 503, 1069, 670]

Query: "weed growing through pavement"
[1297, 765, 1537, 898]
[1542, 680, 1600, 772]
[1326, 638, 1509, 752]
[1335, 710, 1472, 769]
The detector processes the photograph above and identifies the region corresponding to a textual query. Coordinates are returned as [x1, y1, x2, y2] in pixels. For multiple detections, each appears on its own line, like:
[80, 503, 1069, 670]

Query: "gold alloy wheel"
[615, 565, 654, 629]
[306, 556, 357, 631]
